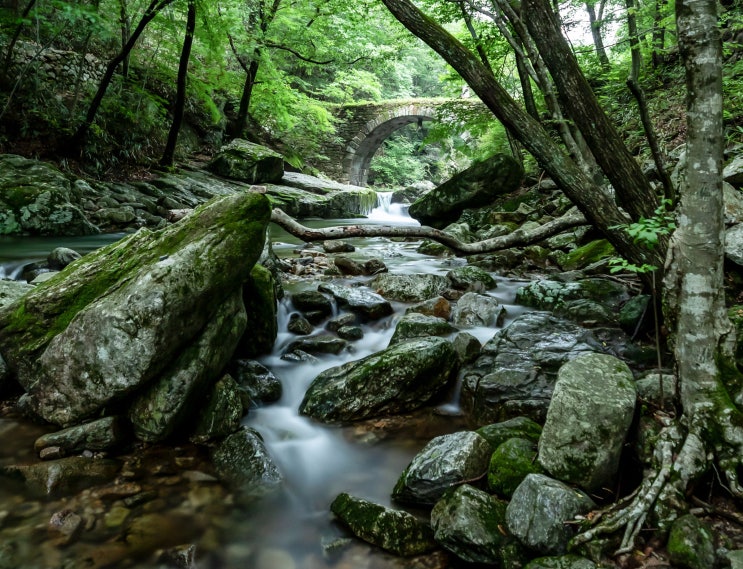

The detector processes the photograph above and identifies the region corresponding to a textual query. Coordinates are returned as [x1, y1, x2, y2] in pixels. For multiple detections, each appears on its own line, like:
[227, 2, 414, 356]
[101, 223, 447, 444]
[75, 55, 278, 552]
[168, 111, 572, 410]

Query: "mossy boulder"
[393, 431, 492, 506]
[370, 273, 450, 303]
[207, 139, 284, 184]
[524, 555, 598, 569]
[191, 374, 244, 443]
[299, 337, 458, 422]
[330, 493, 437, 556]
[1, 191, 271, 427]
[446, 265, 497, 292]
[34, 416, 126, 455]
[667, 514, 716, 569]
[477, 417, 543, 449]
[236, 264, 278, 358]
[431, 484, 514, 564]
[409, 153, 524, 228]
[388, 313, 456, 346]
[0, 154, 99, 236]
[487, 437, 544, 498]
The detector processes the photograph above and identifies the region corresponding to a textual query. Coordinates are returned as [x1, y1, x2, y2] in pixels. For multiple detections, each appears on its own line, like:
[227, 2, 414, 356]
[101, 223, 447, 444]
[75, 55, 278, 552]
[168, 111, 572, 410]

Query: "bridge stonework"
[319, 99, 445, 186]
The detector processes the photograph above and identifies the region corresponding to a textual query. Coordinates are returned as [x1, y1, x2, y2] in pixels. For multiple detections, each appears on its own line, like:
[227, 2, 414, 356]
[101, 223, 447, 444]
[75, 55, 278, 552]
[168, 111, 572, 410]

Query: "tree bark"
[522, 0, 659, 223]
[379, 0, 661, 274]
[586, 1, 610, 69]
[160, 0, 196, 167]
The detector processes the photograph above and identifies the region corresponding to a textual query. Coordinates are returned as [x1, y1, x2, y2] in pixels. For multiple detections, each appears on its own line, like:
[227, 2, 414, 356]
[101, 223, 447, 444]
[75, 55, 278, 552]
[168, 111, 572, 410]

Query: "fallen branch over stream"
[270, 208, 588, 256]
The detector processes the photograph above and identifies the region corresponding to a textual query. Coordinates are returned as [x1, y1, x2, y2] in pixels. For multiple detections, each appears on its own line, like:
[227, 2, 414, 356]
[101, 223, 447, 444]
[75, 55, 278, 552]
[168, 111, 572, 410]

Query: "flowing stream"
[0, 193, 529, 568]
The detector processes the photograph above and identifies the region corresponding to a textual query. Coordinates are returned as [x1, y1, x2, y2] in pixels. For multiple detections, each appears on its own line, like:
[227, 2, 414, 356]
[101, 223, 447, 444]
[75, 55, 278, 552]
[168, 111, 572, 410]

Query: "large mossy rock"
[392, 431, 492, 506]
[317, 282, 393, 322]
[667, 514, 716, 569]
[0, 154, 99, 236]
[207, 139, 284, 184]
[538, 353, 636, 493]
[330, 492, 437, 556]
[409, 153, 524, 228]
[299, 337, 458, 423]
[431, 484, 514, 565]
[0, 191, 271, 427]
[370, 273, 449, 303]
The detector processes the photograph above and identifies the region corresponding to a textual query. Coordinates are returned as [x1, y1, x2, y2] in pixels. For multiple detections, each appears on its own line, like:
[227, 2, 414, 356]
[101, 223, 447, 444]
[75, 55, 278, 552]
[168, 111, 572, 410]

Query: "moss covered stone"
[487, 437, 544, 498]
[330, 492, 437, 556]
[207, 139, 284, 183]
[237, 264, 278, 358]
[559, 239, 615, 271]
[667, 514, 716, 569]
[477, 417, 543, 449]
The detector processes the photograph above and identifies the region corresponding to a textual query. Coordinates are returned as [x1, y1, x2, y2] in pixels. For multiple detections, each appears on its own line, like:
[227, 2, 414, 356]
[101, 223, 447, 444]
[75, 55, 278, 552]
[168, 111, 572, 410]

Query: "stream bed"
[0, 196, 529, 568]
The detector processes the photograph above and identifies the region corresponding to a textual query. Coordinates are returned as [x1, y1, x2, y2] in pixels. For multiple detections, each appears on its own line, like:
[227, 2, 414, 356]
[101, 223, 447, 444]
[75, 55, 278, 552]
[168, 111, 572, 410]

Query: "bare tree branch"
[270, 208, 588, 256]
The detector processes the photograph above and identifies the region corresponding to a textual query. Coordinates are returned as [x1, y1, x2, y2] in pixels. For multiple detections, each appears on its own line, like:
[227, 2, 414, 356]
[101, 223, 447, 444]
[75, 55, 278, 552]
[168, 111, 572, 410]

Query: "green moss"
[560, 239, 615, 271]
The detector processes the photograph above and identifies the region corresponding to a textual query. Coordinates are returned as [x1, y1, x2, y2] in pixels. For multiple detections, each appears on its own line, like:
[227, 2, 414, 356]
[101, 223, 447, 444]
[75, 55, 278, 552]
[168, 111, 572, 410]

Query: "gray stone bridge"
[318, 98, 484, 186]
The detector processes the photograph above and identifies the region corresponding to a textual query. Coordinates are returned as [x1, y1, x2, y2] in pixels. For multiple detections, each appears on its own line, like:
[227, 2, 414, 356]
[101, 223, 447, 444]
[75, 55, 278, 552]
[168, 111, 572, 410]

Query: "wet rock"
[128, 290, 247, 442]
[330, 492, 437, 556]
[337, 325, 363, 341]
[667, 514, 716, 569]
[0, 456, 121, 498]
[3, 191, 270, 427]
[318, 282, 393, 321]
[47, 247, 82, 270]
[524, 555, 598, 569]
[34, 416, 126, 455]
[451, 332, 481, 364]
[487, 437, 543, 498]
[446, 266, 496, 292]
[287, 313, 313, 335]
[211, 427, 282, 499]
[431, 484, 513, 564]
[191, 374, 244, 443]
[409, 154, 524, 229]
[0, 154, 99, 236]
[392, 431, 492, 506]
[388, 313, 456, 346]
[725, 224, 743, 266]
[285, 334, 347, 356]
[300, 337, 458, 423]
[323, 240, 355, 253]
[393, 181, 434, 204]
[238, 264, 278, 358]
[476, 416, 543, 449]
[558, 239, 615, 271]
[506, 474, 595, 555]
[363, 258, 388, 275]
[0, 279, 33, 310]
[405, 296, 451, 320]
[207, 139, 284, 183]
[48, 509, 84, 546]
[515, 277, 630, 325]
[30, 271, 59, 284]
[158, 544, 198, 569]
[230, 359, 282, 404]
[326, 312, 357, 331]
[291, 289, 334, 320]
[371, 273, 449, 303]
[724, 181, 743, 224]
[618, 294, 651, 333]
[450, 292, 505, 328]
[334, 255, 364, 275]
[636, 371, 678, 408]
[538, 353, 636, 493]
[460, 312, 617, 426]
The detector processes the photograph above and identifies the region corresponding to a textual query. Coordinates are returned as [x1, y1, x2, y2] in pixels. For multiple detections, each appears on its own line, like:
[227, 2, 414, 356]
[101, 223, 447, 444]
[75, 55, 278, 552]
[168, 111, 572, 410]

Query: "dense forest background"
[2, 0, 740, 187]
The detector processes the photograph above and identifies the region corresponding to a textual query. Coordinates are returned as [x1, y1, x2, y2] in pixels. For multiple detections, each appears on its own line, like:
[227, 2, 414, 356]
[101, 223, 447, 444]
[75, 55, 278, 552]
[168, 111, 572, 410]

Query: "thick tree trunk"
[161, 0, 196, 167]
[379, 0, 661, 273]
[522, 0, 658, 223]
[232, 58, 260, 139]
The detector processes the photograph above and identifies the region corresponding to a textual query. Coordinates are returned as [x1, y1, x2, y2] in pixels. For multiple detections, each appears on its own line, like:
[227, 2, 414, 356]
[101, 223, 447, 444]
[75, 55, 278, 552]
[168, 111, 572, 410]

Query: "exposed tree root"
[270, 207, 588, 256]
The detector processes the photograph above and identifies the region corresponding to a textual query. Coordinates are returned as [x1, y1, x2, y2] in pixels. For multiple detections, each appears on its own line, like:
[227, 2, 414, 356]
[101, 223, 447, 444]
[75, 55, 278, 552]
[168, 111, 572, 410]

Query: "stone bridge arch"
[342, 102, 437, 186]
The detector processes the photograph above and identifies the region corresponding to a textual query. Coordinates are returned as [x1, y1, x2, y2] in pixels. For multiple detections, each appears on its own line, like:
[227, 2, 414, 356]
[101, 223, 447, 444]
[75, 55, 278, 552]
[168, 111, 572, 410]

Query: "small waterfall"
[367, 191, 417, 224]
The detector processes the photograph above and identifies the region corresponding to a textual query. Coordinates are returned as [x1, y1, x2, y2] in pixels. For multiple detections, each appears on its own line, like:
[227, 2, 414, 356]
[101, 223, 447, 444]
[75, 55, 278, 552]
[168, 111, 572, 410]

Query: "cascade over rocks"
[0, 190, 271, 429]
[408, 153, 524, 228]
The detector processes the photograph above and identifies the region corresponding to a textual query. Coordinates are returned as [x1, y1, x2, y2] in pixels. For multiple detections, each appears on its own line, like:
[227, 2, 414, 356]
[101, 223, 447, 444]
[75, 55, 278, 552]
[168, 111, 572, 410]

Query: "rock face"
[207, 139, 284, 183]
[370, 273, 449, 303]
[0, 191, 271, 428]
[0, 154, 99, 236]
[330, 493, 437, 556]
[506, 474, 595, 555]
[460, 312, 615, 426]
[317, 282, 393, 321]
[431, 484, 511, 564]
[299, 337, 458, 422]
[392, 431, 492, 506]
[409, 153, 524, 228]
[538, 353, 636, 493]
[451, 292, 505, 328]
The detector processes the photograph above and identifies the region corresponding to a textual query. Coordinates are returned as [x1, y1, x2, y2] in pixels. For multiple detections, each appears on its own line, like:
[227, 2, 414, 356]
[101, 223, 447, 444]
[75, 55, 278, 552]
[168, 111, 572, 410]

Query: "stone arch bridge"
[319, 98, 485, 186]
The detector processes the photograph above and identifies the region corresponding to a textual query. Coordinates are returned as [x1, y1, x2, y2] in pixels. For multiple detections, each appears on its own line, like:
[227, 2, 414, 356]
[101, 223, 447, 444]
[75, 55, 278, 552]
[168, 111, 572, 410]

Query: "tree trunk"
[68, 0, 176, 154]
[119, 0, 131, 78]
[160, 0, 196, 167]
[522, 0, 659, 223]
[232, 57, 260, 139]
[586, 1, 610, 68]
[1, 0, 36, 83]
[379, 0, 662, 273]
